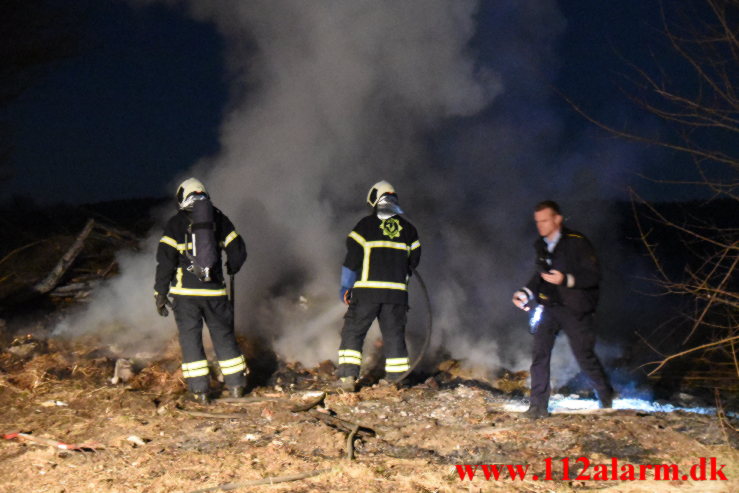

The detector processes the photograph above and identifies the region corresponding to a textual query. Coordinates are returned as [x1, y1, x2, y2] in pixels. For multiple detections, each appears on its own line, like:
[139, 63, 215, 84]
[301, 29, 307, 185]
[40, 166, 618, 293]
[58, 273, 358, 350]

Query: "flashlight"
[529, 304, 543, 334]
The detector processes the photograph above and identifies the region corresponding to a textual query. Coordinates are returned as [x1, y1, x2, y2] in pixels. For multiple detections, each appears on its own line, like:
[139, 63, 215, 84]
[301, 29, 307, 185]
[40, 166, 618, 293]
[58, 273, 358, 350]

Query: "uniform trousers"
[529, 305, 611, 409]
[337, 299, 408, 379]
[172, 296, 247, 393]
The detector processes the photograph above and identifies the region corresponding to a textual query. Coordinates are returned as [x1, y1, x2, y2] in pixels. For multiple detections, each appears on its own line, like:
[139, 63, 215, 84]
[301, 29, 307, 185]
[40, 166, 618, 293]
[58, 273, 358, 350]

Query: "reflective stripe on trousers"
[182, 359, 209, 378]
[385, 356, 410, 373]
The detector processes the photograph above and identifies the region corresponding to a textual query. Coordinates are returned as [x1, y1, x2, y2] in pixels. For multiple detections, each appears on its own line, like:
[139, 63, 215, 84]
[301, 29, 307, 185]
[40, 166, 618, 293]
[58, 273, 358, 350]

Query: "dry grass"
[1, 345, 738, 492]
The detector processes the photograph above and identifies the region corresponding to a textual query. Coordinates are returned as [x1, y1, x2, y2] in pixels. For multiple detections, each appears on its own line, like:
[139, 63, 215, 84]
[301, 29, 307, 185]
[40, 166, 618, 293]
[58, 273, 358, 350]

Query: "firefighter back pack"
[186, 198, 218, 282]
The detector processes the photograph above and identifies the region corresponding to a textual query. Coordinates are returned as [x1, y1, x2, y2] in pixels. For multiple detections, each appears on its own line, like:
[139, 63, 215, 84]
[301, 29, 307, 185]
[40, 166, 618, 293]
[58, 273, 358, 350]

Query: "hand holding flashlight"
[512, 290, 530, 311]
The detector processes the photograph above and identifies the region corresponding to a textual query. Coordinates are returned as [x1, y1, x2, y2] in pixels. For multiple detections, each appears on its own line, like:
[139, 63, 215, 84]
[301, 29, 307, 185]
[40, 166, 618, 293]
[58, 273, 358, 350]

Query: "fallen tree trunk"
[49, 282, 93, 296]
[33, 219, 95, 295]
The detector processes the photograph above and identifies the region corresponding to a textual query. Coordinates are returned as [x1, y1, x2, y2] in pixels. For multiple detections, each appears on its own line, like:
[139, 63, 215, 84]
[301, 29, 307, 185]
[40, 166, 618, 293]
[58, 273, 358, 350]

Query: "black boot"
[229, 386, 245, 398]
[384, 373, 404, 384]
[189, 392, 210, 405]
[338, 376, 356, 392]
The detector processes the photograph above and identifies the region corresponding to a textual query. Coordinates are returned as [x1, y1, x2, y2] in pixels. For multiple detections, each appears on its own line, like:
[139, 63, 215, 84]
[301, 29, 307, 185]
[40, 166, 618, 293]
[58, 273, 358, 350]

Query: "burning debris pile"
[1, 334, 738, 492]
[0, 335, 182, 396]
[0, 204, 736, 492]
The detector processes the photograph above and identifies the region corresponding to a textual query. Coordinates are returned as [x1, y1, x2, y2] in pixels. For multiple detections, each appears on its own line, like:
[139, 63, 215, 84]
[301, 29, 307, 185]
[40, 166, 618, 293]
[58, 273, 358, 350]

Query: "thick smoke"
[57, 0, 641, 384]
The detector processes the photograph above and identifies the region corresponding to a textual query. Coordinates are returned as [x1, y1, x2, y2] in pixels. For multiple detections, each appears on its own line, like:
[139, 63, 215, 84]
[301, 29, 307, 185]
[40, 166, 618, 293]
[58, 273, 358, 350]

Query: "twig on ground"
[346, 423, 360, 460]
[714, 389, 739, 446]
[216, 396, 284, 404]
[188, 468, 332, 493]
[178, 410, 249, 419]
[308, 409, 375, 460]
[290, 401, 375, 460]
[307, 410, 375, 437]
[3, 432, 103, 451]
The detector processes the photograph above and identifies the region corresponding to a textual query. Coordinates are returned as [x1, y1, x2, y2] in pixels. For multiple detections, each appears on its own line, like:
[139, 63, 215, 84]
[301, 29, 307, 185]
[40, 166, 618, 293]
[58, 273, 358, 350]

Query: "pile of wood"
[0, 218, 139, 306]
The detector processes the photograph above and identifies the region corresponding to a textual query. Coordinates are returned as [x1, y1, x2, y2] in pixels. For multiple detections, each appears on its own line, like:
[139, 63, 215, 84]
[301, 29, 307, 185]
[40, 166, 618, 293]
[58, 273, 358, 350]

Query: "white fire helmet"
[176, 177, 209, 210]
[367, 180, 404, 219]
[366, 180, 396, 207]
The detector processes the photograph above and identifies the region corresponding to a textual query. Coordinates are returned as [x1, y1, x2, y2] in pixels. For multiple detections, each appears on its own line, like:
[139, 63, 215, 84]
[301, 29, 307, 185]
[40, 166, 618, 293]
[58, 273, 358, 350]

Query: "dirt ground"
[0, 339, 737, 493]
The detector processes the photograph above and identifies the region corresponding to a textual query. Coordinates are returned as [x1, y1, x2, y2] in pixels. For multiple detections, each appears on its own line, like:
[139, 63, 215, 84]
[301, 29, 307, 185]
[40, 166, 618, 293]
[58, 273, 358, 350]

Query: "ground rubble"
[0, 342, 738, 493]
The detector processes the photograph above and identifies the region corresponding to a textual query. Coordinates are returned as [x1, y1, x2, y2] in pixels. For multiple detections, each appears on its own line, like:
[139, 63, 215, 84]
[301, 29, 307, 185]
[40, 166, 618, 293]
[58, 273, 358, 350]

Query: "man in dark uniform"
[155, 178, 248, 403]
[336, 180, 421, 391]
[512, 200, 613, 419]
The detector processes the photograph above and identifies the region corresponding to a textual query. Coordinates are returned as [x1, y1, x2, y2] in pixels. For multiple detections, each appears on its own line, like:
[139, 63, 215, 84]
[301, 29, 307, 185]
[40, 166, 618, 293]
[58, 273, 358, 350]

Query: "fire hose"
[393, 268, 432, 385]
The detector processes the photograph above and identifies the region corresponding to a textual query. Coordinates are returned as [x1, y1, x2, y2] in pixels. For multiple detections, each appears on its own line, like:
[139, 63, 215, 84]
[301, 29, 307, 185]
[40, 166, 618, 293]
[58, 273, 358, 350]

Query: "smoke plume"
[57, 0, 643, 382]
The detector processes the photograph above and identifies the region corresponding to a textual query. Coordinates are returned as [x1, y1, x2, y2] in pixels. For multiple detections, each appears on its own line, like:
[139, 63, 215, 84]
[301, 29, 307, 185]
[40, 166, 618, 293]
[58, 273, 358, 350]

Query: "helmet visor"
[376, 194, 403, 220]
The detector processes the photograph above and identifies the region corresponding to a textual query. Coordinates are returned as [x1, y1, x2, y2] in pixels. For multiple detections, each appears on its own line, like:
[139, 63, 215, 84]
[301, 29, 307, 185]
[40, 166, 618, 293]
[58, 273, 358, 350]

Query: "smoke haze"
[56, 0, 646, 384]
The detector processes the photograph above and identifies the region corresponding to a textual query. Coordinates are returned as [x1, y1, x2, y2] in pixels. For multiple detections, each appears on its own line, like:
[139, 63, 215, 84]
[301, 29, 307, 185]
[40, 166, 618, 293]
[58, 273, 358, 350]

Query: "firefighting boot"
[189, 392, 210, 405]
[383, 372, 406, 385]
[338, 376, 357, 392]
[229, 386, 246, 398]
[377, 378, 407, 391]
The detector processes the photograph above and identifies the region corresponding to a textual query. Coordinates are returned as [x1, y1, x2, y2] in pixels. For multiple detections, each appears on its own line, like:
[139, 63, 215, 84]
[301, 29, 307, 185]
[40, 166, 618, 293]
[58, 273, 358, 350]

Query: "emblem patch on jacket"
[380, 218, 402, 239]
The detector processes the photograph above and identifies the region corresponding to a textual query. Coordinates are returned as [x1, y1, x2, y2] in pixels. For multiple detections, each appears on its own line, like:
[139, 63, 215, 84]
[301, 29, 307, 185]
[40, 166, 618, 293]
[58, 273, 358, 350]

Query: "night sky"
[0, 1, 701, 204]
[3, 1, 226, 204]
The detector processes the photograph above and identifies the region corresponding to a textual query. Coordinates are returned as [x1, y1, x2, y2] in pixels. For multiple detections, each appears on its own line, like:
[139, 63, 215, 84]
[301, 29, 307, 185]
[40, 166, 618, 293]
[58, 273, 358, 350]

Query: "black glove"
[155, 293, 172, 317]
[226, 264, 238, 276]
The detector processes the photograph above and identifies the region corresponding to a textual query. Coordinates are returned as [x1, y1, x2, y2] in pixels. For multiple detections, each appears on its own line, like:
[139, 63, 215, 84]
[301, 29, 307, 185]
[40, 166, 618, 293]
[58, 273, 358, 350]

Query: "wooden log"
[50, 282, 93, 295]
[33, 219, 95, 295]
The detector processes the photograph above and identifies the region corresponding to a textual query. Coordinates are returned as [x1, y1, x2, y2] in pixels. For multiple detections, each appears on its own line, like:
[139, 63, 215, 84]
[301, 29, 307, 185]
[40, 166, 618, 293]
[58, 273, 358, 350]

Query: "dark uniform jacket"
[525, 227, 599, 316]
[344, 214, 421, 305]
[155, 208, 246, 297]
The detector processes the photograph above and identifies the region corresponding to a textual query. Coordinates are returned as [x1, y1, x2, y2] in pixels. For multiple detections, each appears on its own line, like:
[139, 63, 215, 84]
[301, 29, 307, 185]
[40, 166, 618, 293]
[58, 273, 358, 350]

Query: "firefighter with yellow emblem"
[336, 181, 421, 391]
[154, 178, 248, 403]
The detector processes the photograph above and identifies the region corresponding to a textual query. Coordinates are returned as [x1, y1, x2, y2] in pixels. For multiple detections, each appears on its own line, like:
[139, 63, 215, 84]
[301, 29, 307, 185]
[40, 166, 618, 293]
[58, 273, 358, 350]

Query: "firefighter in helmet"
[154, 178, 248, 403]
[336, 180, 421, 391]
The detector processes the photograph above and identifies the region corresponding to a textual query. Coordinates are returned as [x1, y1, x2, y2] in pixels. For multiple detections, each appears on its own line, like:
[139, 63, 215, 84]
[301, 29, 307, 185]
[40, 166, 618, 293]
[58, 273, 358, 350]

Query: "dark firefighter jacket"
[155, 208, 246, 297]
[344, 214, 421, 305]
[525, 226, 599, 316]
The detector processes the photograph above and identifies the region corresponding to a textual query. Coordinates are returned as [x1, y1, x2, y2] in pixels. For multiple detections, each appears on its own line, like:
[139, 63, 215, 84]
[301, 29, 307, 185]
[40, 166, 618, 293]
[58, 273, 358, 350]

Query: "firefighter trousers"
[529, 305, 612, 409]
[172, 296, 247, 393]
[337, 300, 409, 380]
